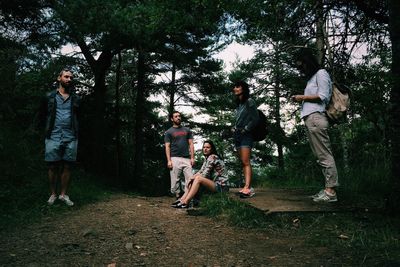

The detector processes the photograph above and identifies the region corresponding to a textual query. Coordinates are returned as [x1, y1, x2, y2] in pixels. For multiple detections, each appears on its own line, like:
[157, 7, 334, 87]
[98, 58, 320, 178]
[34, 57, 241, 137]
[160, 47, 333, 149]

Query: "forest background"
[1, 0, 400, 227]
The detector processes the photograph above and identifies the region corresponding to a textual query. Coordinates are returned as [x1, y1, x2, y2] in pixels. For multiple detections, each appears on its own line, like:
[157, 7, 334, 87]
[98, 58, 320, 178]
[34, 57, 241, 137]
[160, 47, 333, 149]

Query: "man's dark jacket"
[39, 89, 81, 139]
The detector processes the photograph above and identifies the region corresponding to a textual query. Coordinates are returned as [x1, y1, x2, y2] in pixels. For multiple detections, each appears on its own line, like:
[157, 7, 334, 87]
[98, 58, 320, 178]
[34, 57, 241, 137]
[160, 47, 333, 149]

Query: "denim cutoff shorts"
[234, 130, 253, 149]
[45, 138, 78, 162]
[215, 183, 229, 193]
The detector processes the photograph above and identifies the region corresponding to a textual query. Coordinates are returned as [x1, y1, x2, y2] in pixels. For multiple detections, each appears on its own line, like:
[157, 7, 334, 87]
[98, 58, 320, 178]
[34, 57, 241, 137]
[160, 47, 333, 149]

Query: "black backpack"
[251, 110, 268, 141]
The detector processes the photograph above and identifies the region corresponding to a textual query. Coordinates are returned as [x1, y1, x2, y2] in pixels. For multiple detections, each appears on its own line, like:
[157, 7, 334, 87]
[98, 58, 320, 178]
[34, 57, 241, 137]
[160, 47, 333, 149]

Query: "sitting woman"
[172, 140, 229, 209]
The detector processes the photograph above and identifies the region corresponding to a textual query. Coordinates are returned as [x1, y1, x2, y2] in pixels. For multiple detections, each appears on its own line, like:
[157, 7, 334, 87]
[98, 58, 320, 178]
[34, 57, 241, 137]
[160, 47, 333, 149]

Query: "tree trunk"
[115, 52, 122, 183]
[338, 124, 349, 173]
[273, 47, 284, 170]
[168, 61, 176, 114]
[133, 51, 146, 189]
[75, 38, 114, 176]
[275, 95, 284, 170]
[315, 0, 325, 65]
[89, 52, 113, 174]
[387, 0, 400, 214]
[90, 69, 108, 173]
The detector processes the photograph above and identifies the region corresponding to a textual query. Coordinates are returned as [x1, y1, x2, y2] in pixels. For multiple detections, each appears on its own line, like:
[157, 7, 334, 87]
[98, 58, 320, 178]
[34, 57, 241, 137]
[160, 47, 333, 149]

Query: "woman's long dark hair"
[295, 48, 321, 79]
[203, 140, 222, 159]
[234, 80, 250, 106]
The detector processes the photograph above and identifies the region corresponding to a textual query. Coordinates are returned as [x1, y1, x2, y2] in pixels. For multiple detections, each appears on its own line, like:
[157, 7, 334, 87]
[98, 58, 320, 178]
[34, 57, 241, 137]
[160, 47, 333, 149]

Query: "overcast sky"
[213, 41, 254, 71]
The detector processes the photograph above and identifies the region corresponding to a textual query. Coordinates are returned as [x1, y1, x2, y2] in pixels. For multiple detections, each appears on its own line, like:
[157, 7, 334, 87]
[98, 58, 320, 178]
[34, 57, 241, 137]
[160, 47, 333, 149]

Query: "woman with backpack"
[232, 80, 259, 198]
[291, 48, 339, 203]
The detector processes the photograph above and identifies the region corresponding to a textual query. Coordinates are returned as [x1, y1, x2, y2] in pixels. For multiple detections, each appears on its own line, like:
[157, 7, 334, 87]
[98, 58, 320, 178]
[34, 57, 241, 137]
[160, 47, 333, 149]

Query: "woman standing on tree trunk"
[291, 48, 339, 203]
[232, 80, 259, 198]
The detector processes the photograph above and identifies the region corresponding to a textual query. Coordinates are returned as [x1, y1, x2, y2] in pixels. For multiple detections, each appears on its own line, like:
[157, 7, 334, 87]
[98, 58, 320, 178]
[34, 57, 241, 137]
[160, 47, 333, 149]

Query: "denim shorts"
[45, 138, 78, 162]
[215, 183, 229, 193]
[234, 130, 253, 149]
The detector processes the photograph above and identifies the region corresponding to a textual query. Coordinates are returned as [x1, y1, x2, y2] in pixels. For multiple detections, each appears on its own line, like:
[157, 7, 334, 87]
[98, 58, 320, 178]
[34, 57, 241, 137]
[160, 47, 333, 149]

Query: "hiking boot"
[239, 187, 255, 198]
[47, 194, 57, 205]
[309, 189, 325, 199]
[58, 195, 74, 206]
[313, 191, 337, 203]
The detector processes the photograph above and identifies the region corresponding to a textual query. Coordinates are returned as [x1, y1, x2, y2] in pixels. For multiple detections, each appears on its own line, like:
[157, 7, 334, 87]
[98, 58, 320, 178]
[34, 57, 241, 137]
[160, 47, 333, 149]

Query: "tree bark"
[115, 52, 122, 182]
[338, 124, 349, 173]
[168, 61, 176, 114]
[89, 52, 113, 175]
[74, 36, 114, 174]
[273, 46, 284, 170]
[133, 51, 146, 189]
[315, 0, 325, 65]
[387, 0, 400, 214]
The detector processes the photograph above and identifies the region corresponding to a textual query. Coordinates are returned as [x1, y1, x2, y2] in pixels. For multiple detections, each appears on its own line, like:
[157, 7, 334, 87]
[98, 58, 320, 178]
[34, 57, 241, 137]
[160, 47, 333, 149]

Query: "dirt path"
[1, 194, 343, 266]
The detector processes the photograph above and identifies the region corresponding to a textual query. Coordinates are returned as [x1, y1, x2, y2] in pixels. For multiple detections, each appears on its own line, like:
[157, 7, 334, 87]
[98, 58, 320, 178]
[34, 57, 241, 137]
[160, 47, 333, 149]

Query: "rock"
[82, 228, 96, 237]
[338, 234, 349, 240]
[127, 228, 137, 236]
[125, 243, 133, 250]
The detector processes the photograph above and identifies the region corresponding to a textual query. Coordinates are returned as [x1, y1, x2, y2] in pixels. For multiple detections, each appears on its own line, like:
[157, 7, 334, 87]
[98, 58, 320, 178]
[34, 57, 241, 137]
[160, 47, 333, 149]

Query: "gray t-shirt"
[164, 126, 193, 158]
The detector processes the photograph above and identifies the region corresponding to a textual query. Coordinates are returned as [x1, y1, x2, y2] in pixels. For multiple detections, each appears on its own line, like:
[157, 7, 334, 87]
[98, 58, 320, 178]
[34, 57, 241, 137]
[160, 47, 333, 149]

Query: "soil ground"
[0, 191, 381, 266]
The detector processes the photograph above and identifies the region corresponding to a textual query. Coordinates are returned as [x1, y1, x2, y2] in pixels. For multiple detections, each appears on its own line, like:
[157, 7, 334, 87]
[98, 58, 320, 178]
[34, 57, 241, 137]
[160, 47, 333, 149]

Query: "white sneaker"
[47, 194, 57, 205]
[58, 195, 74, 206]
[313, 191, 338, 203]
[309, 189, 325, 199]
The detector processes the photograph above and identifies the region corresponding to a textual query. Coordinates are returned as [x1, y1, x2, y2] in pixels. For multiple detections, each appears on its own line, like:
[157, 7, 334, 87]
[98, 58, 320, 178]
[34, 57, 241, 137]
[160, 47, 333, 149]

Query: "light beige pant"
[170, 157, 193, 195]
[304, 112, 339, 188]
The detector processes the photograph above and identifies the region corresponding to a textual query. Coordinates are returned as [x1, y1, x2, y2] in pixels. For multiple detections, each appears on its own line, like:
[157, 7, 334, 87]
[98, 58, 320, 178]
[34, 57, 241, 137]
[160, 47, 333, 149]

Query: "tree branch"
[349, 0, 389, 24]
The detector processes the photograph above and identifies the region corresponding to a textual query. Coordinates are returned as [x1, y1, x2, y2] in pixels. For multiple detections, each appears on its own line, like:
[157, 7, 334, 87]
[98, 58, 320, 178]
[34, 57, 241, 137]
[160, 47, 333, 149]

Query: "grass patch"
[297, 213, 400, 265]
[252, 163, 390, 209]
[199, 193, 400, 265]
[0, 168, 114, 231]
[0, 125, 116, 231]
[199, 193, 269, 228]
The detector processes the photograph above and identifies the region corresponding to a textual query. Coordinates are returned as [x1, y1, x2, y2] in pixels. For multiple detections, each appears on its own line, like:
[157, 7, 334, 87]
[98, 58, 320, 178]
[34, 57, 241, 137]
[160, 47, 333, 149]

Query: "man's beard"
[61, 81, 73, 92]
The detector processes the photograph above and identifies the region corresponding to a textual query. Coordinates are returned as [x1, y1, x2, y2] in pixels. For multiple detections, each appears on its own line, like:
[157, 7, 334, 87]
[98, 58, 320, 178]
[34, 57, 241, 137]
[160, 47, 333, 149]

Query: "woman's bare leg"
[180, 176, 216, 205]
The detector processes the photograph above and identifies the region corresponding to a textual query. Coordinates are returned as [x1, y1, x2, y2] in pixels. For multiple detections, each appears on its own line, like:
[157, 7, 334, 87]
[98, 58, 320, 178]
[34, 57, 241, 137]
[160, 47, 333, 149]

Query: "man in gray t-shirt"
[164, 111, 194, 198]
